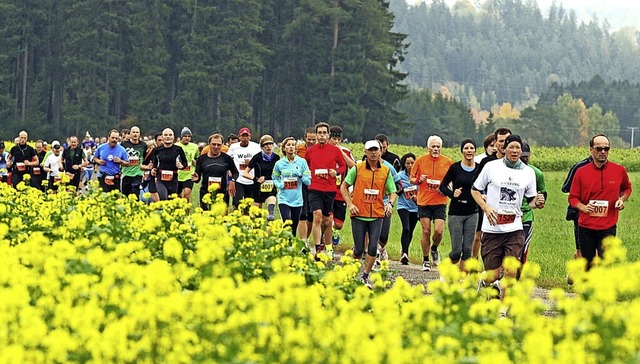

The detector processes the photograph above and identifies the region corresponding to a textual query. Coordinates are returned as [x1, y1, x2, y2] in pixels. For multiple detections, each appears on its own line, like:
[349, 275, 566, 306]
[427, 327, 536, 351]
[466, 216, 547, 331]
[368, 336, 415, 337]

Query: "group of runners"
[0, 124, 631, 291]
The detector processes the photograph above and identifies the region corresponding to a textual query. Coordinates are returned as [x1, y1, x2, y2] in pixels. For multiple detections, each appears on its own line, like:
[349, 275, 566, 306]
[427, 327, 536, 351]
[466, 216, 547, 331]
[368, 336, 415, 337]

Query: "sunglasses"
[593, 146, 610, 152]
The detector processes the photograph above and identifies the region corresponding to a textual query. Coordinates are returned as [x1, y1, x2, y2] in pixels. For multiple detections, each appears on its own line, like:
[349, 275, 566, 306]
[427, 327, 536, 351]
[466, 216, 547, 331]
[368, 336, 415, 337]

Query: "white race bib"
[364, 189, 380, 203]
[589, 200, 609, 217]
[208, 176, 222, 187]
[426, 178, 441, 190]
[496, 209, 516, 225]
[284, 177, 298, 190]
[404, 185, 417, 199]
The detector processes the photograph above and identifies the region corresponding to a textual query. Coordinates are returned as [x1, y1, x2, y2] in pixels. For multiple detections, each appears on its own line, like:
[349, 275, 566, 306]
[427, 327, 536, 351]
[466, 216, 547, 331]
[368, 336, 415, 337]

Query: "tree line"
[0, 0, 408, 142]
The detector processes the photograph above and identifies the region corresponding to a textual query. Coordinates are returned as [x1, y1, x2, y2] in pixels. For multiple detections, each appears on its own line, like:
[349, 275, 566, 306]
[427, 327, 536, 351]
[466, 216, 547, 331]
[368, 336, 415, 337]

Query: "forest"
[391, 0, 640, 146]
[0, 0, 408, 141]
[1, 0, 639, 146]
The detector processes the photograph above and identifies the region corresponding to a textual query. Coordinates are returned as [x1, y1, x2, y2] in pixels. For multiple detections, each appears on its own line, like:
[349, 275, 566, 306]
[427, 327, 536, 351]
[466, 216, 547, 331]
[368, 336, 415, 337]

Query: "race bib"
[105, 175, 115, 186]
[129, 156, 140, 166]
[160, 170, 174, 182]
[33, 167, 41, 175]
[260, 180, 274, 193]
[284, 177, 298, 190]
[589, 200, 609, 217]
[315, 168, 328, 177]
[404, 185, 418, 199]
[208, 176, 222, 187]
[239, 159, 249, 171]
[496, 209, 516, 225]
[426, 178, 441, 190]
[16, 162, 26, 172]
[364, 188, 380, 203]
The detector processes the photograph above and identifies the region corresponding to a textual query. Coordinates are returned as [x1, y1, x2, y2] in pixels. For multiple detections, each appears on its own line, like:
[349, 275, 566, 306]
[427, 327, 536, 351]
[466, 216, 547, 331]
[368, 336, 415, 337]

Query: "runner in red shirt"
[304, 122, 347, 257]
[323, 126, 356, 258]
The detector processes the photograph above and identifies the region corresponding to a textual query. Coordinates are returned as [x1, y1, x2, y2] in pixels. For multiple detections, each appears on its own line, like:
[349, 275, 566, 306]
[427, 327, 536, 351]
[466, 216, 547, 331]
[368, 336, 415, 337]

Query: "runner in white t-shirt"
[227, 127, 261, 207]
[471, 134, 543, 299]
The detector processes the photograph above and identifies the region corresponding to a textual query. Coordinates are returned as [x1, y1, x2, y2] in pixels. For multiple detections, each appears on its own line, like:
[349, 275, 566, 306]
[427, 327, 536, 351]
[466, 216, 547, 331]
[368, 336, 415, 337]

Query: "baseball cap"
[364, 140, 381, 150]
[521, 143, 531, 157]
[52, 140, 61, 149]
[239, 127, 251, 136]
[260, 135, 275, 146]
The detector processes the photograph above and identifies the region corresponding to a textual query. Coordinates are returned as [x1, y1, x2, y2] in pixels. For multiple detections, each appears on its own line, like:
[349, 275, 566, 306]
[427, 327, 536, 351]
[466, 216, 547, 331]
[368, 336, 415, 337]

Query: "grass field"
[192, 170, 639, 290]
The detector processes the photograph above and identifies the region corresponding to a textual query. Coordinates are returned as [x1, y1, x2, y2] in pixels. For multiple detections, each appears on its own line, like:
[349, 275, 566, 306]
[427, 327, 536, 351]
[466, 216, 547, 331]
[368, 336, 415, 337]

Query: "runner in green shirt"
[518, 143, 547, 279]
[120, 126, 148, 196]
[177, 127, 200, 203]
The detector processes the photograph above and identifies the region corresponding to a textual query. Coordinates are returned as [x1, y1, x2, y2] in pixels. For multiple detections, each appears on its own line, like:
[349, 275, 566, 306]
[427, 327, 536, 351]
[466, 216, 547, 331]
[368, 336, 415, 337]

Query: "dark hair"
[315, 122, 330, 133]
[375, 134, 389, 144]
[108, 129, 119, 137]
[154, 133, 163, 141]
[227, 133, 238, 142]
[483, 133, 496, 149]
[304, 127, 315, 137]
[589, 133, 609, 147]
[329, 126, 343, 138]
[494, 127, 511, 139]
[400, 153, 416, 172]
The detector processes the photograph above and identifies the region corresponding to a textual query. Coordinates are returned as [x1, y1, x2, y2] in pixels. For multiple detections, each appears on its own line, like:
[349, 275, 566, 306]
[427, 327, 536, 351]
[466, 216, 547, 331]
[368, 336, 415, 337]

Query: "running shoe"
[431, 250, 440, 266]
[325, 245, 334, 260]
[422, 261, 431, 272]
[360, 276, 372, 289]
[331, 230, 341, 245]
[379, 246, 389, 261]
[489, 280, 503, 300]
[400, 253, 409, 265]
[267, 213, 275, 221]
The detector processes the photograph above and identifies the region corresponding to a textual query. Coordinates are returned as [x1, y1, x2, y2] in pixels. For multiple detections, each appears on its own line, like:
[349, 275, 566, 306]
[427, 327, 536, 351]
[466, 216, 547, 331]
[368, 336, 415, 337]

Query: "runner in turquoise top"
[273, 137, 312, 236]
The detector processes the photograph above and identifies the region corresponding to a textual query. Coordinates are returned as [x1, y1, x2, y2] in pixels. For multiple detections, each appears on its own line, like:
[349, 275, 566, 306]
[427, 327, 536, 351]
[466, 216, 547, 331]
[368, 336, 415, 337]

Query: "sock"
[431, 245, 438, 253]
[310, 244, 317, 255]
[362, 272, 369, 280]
[267, 204, 275, 215]
[423, 255, 429, 262]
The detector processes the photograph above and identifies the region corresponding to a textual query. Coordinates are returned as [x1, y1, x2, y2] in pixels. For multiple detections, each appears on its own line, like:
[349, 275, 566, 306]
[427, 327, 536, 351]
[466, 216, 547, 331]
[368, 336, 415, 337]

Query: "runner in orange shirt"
[410, 135, 453, 271]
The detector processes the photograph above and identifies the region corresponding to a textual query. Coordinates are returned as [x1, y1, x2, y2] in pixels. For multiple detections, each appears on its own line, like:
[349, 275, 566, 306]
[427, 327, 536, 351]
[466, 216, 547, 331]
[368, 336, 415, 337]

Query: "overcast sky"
[405, 0, 640, 30]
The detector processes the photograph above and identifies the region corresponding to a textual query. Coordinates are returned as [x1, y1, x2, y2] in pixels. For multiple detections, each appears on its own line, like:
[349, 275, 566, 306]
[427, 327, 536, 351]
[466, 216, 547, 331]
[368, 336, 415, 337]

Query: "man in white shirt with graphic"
[227, 127, 261, 207]
[471, 134, 543, 298]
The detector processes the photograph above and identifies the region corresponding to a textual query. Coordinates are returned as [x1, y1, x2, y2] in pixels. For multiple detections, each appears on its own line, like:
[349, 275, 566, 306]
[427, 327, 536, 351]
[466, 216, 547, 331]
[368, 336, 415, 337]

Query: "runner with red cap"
[227, 127, 261, 208]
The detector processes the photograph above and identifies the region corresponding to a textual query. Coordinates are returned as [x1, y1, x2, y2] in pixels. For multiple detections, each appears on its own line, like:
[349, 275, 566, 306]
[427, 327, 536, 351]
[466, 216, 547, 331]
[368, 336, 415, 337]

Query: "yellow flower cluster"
[1, 182, 640, 362]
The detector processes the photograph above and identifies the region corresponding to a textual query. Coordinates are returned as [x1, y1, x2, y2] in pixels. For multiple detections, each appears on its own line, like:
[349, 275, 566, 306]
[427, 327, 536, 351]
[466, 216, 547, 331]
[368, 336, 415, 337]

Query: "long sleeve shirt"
[569, 160, 632, 230]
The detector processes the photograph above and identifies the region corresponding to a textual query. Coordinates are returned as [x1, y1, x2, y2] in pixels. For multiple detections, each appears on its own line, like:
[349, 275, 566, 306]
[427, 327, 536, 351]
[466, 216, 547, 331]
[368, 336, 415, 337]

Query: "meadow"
[190, 143, 640, 289]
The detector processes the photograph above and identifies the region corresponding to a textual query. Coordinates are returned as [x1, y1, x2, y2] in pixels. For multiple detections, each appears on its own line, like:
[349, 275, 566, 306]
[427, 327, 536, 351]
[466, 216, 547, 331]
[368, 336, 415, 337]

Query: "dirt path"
[331, 247, 561, 314]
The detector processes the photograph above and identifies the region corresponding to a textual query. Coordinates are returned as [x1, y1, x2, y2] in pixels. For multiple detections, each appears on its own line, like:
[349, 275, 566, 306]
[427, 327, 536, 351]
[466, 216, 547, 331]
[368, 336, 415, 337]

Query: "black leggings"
[397, 209, 418, 254]
[279, 204, 302, 237]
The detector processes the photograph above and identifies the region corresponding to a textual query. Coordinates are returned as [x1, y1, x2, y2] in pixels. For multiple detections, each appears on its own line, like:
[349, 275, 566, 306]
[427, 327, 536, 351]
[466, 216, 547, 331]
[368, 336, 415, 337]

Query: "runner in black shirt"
[193, 133, 239, 210]
[151, 128, 187, 201]
[7, 131, 38, 187]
